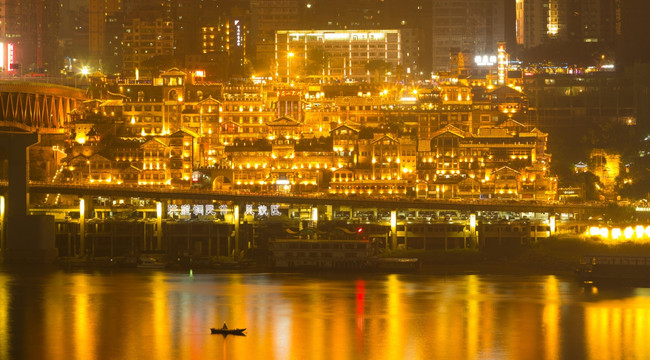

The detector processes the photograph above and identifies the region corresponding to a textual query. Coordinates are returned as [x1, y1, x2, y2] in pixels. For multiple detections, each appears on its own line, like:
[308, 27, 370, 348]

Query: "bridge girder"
[0, 82, 86, 134]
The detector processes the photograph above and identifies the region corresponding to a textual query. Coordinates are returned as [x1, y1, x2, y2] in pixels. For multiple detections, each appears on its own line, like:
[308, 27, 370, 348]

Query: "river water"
[0, 268, 649, 360]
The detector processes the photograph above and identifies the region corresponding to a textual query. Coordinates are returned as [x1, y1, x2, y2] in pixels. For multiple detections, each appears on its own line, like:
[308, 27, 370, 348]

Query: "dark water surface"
[1, 268, 649, 360]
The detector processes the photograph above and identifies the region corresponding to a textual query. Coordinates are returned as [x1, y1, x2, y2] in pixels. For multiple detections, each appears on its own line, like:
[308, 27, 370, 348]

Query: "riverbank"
[382, 234, 650, 276]
[25, 234, 650, 277]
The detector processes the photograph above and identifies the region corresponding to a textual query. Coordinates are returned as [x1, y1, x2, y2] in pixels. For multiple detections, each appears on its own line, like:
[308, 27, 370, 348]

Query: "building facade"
[275, 30, 401, 83]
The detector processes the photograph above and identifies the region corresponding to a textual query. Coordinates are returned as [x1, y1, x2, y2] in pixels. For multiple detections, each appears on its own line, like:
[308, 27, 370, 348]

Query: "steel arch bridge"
[0, 81, 87, 134]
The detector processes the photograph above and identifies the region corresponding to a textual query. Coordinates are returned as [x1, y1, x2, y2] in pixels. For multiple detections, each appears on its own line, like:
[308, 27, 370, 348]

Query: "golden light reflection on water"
[543, 275, 560, 360]
[6, 271, 650, 359]
[585, 295, 650, 360]
[151, 273, 169, 360]
[386, 274, 403, 360]
[466, 274, 479, 360]
[73, 274, 94, 360]
[0, 274, 8, 359]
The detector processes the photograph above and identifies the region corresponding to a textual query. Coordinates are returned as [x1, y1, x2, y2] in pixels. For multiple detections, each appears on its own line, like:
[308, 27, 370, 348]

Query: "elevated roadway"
[0, 81, 86, 133]
[14, 182, 607, 215]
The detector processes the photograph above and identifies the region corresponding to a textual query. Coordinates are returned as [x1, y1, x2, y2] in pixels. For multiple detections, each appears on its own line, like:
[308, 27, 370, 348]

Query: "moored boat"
[576, 254, 650, 285]
[136, 257, 167, 269]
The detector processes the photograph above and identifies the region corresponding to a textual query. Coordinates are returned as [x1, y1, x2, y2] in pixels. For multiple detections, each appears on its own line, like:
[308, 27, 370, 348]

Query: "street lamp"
[75, 66, 90, 88]
[287, 52, 294, 83]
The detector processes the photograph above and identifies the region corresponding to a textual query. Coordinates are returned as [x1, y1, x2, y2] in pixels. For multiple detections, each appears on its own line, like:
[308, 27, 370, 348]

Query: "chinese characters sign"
[167, 204, 283, 217]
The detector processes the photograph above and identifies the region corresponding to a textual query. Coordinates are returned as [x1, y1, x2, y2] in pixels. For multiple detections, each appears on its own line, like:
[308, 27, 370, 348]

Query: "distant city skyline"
[0, 0, 648, 79]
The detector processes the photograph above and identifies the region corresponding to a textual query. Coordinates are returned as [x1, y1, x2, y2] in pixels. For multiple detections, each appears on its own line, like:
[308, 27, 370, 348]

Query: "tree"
[305, 47, 330, 77]
[518, 40, 611, 67]
[365, 60, 392, 83]
[139, 55, 181, 76]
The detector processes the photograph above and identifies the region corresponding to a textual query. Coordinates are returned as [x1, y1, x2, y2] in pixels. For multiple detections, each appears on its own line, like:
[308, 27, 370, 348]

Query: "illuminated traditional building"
[335, 96, 383, 126]
[416, 120, 554, 200]
[302, 91, 337, 137]
[218, 85, 275, 144]
[71, 69, 556, 199]
[140, 138, 170, 186]
[67, 154, 114, 184]
[168, 129, 200, 183]
[330, 134, 416, 196]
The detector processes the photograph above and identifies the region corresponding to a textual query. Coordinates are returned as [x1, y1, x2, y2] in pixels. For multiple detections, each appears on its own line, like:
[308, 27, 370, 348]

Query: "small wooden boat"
[210, 327, 246, 335]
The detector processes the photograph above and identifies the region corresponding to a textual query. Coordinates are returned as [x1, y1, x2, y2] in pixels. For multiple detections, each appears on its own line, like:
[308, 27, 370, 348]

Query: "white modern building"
[275, 30, 401, 83]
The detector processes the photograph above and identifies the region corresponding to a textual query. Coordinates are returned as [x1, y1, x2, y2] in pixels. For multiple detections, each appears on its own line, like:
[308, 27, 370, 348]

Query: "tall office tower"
[224, 5, 249, 77]
[60, 0, 89, 64]
[173, 0, 221, 58]
[617, 0, 650, 67]
[569, 0, 619, 47]
[382, 0, 433, 78]
[516, 0, 621, 59]
[0, 0, 60, 73]
[249, 0, 301, 74]
[516, 0, 583, 48]
[89, 0, 123, 72]
[432, 0, 511, 73]
[194, 2, 249, 78]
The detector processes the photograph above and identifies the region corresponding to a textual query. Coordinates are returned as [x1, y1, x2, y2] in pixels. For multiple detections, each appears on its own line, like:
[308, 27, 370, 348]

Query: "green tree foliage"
[139, 55, 181, 76]
[563, 171, 602, 201]
[618, 151, 650, 200]
[602, 203, 637, 223]
[518, 40, 611, 67]
[305, 47, 330, 77]
[365, 60, 392, 83]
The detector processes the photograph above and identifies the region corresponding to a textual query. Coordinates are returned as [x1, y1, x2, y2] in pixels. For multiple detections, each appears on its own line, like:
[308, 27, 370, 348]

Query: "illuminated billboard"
[497, 42, 507, 85]
[474, 55, 497, 66]
[0, 42, 15, 71]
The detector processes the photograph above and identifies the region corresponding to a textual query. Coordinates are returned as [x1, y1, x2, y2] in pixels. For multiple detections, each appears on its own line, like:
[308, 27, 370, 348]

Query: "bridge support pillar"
[79, 198, 86, 256]
[549, 214, 556, 235]
[311, 207, 318, 239]
[0, 132, 57, 264]
[469, 213, 477, 248]
[325, 205, 333, 221]
[233, 204, 240, 260]
[390, 210, 397, 250]
[156, 201, 163, 250]
[0, 196, 4, 251]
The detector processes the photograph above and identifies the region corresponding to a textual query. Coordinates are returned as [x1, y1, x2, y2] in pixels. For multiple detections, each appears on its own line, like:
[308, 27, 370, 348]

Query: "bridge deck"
[0, 182, 606, 214]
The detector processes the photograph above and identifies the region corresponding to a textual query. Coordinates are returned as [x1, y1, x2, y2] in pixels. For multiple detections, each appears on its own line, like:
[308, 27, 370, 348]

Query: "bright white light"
[599, 227, 609, 238]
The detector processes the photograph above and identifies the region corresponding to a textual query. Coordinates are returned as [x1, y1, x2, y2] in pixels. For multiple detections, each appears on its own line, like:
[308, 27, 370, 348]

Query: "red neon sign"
[7, 43, 13, 70]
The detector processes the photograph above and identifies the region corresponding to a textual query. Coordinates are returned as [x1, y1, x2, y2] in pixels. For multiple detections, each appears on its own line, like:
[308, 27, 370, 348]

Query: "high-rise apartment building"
[0, 0, 60, 73]
[516, 0, 619, 48]
[516, 0, 568, 48]
[201, 3, 249, 76]
[431, 0, 511, 72]
[89, 0, 122, 71]
[250, 0, 302, 74]
[122, 17, 175, 76]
